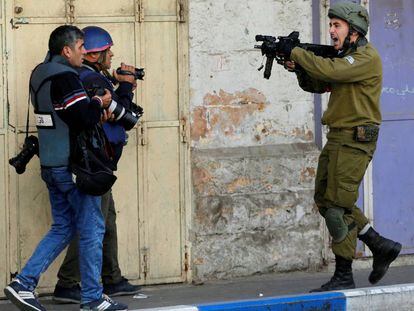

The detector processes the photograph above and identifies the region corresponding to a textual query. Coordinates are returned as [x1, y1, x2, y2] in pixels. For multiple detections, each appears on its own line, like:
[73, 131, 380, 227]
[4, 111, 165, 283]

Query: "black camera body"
[116, 67, 145, 80]
[9, 135, 39, 174]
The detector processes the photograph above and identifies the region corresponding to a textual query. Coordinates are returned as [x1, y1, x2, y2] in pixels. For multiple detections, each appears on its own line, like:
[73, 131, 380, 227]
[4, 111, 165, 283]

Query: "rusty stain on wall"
[226, 177, 251, 193]
[300, 167, 316, 182]
[192, 107, 209, 141]
[191, 88, 268, 141]
[192, 167, 214, 194]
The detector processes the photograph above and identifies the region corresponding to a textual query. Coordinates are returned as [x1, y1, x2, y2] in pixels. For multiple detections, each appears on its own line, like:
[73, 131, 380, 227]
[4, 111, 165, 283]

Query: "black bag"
[71, 125, 117, 196]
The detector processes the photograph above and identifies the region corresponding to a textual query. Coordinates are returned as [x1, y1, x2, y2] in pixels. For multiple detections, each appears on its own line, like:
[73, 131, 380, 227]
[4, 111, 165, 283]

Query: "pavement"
[1, 265, 413, 310]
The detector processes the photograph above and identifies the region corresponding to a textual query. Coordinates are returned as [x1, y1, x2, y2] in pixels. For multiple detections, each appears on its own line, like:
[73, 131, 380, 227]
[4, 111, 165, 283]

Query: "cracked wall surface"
[189, 0, 324, 280]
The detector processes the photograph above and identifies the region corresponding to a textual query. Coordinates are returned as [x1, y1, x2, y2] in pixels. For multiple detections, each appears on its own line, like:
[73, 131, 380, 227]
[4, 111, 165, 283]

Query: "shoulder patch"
[345, 56, 355, 65]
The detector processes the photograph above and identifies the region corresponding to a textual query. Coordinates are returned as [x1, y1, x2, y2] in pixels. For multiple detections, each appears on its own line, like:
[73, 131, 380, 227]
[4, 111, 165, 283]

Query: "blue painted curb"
[135, 284, 414, 311]
[197, 292, 346, 311]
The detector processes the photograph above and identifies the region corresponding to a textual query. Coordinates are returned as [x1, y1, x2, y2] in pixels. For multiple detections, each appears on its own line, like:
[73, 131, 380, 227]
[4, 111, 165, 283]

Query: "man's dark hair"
[48, 25, 84, 55]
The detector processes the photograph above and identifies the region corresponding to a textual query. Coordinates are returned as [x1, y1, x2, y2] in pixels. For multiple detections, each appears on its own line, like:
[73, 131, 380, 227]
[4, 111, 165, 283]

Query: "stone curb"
[133, 283, 414, 310]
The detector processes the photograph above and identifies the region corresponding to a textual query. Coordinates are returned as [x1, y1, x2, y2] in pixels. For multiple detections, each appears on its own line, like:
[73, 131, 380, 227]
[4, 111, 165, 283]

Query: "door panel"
[76, 1, 134, 17]
[0, 135, 7, 289]
[0, 23, 4, 129]
[143, 0, 177, 16]
[373, 121, 414, 253]
[145, 126, 182, 281]
[112, 130, 141, 278]
[10, 24, 54, 128]
[1, 0, 8, 290]
[144, 22, 179, 121]
[13, 0, 66, 18]
[370, 0, 414, 254]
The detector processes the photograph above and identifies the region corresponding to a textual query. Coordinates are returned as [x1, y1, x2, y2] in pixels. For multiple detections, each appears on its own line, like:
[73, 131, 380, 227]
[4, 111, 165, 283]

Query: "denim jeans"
[17, 166, 105, 304]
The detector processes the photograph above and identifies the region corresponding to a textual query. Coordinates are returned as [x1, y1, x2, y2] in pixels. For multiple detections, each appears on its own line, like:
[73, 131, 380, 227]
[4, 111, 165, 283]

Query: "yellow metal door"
[0, 0, 8, 290]
[135, 0, 190, 284]
[5, 0, 190, 292]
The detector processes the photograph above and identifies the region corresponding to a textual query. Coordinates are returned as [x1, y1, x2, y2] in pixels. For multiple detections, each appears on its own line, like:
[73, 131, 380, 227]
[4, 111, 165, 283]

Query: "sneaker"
[80, 294, 128, 310]
[53, 284, 81, 304]
[103, 277, 141, 297]
[4, 279, 46, 311]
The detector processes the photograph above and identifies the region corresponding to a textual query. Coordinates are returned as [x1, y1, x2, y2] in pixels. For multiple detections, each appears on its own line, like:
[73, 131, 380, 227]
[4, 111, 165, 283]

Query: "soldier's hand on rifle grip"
[284, 61, 296, 72]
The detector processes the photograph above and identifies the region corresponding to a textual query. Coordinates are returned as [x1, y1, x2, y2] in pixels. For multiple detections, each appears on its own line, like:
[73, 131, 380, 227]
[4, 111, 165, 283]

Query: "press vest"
[30, 54, 78, 167]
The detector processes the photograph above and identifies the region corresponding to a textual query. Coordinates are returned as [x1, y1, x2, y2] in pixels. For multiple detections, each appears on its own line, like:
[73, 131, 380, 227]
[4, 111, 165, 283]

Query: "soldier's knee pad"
[325, 207, 348, 243]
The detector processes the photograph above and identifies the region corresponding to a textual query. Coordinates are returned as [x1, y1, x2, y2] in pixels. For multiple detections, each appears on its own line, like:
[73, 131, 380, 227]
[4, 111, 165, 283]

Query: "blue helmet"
[82, 26, 113, 53]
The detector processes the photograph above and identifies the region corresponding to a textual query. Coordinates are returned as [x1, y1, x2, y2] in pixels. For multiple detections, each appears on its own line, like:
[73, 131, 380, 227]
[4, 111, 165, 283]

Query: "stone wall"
[188, 0, 324, 280]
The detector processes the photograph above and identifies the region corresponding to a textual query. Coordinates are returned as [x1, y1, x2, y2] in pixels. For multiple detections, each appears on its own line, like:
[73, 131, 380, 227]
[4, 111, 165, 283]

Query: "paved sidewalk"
[1, 265, 413, 310]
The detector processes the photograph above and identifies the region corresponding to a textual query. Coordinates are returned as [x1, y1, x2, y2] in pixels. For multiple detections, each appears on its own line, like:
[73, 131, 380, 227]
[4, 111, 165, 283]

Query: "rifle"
[254, 31, 337, 79]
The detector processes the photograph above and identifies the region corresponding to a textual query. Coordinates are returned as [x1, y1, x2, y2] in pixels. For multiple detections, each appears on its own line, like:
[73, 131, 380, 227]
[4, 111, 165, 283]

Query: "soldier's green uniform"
[286, 2, 401, 292]
[291, 40, 382, 260]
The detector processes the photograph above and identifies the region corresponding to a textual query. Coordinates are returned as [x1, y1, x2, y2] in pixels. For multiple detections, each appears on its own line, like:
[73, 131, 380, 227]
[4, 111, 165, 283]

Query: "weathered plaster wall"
[189, 0, 324, 280]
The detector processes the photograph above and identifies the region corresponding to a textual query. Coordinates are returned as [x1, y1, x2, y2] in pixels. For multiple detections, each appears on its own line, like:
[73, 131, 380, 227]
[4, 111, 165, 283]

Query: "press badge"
[35, 113, 55, 128]
[345, 56, 355, 65]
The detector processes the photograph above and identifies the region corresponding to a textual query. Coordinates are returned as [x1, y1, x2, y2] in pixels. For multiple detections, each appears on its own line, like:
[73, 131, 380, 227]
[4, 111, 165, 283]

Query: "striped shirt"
[50, 72, 102, 133]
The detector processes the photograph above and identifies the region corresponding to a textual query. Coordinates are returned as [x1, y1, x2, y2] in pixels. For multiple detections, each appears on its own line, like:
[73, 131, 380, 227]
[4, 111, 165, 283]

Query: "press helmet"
[82, 26, 113, 53]
[328, 2, 369, 36]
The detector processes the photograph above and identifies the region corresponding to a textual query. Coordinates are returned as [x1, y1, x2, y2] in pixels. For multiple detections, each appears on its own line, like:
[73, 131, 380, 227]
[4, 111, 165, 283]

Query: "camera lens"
[120, 111, 138, 131]
[107, 100, 126, 121]
[107, 100, 139, 130]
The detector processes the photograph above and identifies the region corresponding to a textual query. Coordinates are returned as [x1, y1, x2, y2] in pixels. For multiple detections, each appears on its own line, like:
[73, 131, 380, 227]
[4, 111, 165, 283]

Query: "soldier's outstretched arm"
[291, 46, 378, 83]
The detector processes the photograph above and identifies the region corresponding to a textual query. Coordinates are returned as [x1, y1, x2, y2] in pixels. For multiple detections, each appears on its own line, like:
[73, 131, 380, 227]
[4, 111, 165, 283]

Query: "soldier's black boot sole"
[310, 281, 355, 293]
[369, 241, 402, 284]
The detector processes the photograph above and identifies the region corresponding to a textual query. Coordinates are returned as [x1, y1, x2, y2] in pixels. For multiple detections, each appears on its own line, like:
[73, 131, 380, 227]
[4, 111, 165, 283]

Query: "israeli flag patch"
[345, 56, 355, 65]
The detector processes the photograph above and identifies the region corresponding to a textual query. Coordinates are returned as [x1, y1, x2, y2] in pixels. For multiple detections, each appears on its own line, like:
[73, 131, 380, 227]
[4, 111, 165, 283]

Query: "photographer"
[282, 2, 401, 292]
[53, 26, 142, 304]
[3, 25, 127, 311]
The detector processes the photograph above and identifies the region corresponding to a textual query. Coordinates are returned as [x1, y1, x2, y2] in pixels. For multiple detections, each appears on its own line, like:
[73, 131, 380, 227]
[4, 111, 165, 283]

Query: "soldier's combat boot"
[310, 256, 355, 292]
[359, 227, 402, 284]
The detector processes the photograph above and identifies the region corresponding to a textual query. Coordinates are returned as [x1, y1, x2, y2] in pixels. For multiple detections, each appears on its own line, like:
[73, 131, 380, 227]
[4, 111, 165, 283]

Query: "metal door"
[0, 0, 7, 289]
[5, 0, 190, 292]
[370, 0, 414, 254]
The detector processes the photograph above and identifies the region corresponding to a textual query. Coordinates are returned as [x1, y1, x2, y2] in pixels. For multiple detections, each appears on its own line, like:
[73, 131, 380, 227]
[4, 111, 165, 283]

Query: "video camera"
[116, 67, 145, 81]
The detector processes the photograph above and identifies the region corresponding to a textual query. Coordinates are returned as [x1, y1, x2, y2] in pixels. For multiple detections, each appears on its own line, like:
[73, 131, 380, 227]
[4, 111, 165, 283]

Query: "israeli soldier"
[283, 2, 402, 291]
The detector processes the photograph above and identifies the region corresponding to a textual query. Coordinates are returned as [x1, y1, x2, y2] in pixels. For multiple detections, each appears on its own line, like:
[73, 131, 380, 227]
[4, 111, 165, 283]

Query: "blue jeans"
[17, 166, 105, 304]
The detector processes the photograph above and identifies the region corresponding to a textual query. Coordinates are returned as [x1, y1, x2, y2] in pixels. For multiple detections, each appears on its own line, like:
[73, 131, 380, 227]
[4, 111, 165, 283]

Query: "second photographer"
[53, 26, 143, 303]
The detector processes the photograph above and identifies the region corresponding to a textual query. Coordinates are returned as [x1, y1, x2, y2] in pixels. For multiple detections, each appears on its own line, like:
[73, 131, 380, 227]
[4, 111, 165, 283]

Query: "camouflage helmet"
[328, 2, 369, 36]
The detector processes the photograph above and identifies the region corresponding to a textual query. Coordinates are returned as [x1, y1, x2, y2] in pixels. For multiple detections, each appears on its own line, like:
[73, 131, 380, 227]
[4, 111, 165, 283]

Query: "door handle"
[10, 17, 29, 29]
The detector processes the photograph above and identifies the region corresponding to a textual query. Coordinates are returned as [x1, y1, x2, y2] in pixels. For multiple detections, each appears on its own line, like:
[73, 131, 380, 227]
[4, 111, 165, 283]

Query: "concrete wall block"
[194, 190, 319, 235]
[189, 0, 315, 150]
[192, 144, 319, 197]
[192, 225, 323, 280]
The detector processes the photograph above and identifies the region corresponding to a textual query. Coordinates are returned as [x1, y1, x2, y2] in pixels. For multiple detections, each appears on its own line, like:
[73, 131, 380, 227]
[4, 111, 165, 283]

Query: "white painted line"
[343, 283, 414, 297]
[344, 283, 414, 311]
